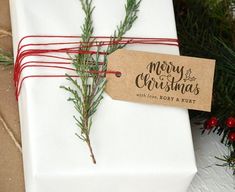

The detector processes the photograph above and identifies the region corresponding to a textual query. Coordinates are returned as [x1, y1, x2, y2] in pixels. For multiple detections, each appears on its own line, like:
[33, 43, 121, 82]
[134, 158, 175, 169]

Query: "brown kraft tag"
[106, 49, 215, 112]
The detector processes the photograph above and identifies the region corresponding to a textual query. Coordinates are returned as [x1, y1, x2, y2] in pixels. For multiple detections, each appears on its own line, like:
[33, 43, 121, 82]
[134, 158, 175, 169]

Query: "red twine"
[14, 35, 179, 100]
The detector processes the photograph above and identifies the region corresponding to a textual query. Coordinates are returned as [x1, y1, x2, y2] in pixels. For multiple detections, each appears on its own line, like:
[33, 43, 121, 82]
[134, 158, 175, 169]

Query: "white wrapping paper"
[9, 0, 197, 192]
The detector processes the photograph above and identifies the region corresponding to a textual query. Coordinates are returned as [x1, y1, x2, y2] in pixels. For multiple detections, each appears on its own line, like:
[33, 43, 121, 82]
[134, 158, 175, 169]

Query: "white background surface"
[189, 123, 235, 192]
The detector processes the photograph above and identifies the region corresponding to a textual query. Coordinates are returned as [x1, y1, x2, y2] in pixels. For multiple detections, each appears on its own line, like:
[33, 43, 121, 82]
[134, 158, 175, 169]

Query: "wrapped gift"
[9, 0, 197, 191]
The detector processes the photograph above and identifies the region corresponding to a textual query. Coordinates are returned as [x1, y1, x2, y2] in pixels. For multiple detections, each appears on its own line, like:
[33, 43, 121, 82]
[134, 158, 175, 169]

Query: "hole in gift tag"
[115, 72, 122, 78]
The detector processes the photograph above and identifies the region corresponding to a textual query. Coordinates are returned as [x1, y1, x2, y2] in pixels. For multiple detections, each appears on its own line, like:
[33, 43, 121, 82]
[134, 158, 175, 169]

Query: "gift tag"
[106, 49, 215, 112]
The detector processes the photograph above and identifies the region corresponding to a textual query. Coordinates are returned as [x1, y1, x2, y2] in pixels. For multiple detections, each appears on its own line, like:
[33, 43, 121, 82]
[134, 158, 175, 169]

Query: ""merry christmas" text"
[135, 61, 200, 95]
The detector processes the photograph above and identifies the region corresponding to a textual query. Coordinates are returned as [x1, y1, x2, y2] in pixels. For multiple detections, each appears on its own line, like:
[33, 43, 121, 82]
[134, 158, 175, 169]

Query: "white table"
[189, 123, 234, 192]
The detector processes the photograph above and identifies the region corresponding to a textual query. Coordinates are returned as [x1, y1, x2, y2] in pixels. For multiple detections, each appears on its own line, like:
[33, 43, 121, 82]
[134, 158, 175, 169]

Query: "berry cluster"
[203, 117, 235, 143]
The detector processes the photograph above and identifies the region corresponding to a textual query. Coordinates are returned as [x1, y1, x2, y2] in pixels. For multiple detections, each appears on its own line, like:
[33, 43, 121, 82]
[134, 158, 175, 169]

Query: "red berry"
[228, 132, 235, 142]
[209, 117, 218, 126]
[205, 117, 218, 129]
[226, 117, 235, 128]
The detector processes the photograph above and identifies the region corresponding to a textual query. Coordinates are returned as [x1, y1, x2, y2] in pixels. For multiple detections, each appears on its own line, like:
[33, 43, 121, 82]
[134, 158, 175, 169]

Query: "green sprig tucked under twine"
[60, 0, 141, 164]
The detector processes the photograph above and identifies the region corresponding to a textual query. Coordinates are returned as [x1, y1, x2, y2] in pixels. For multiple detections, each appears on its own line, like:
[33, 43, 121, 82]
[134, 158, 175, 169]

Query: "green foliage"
[174, 0, 235, 174]
[173, 0, 235, 120]
[0, 48, 13, 66]
[61, 0, 141, 164]
[215, 150, 235, 175]
[107, 0, 141, 53]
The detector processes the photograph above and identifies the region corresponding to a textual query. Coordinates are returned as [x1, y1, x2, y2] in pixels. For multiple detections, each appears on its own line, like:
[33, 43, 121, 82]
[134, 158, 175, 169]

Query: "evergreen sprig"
[61, 0, 141, 164]
[0, 29, 13, 66]
[107, 0, 141, 53]
[174, 0, 235, 174]
[215, 152, 235, 175]
[0, 48, 13, 66]
[174, 0, 235, 120]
